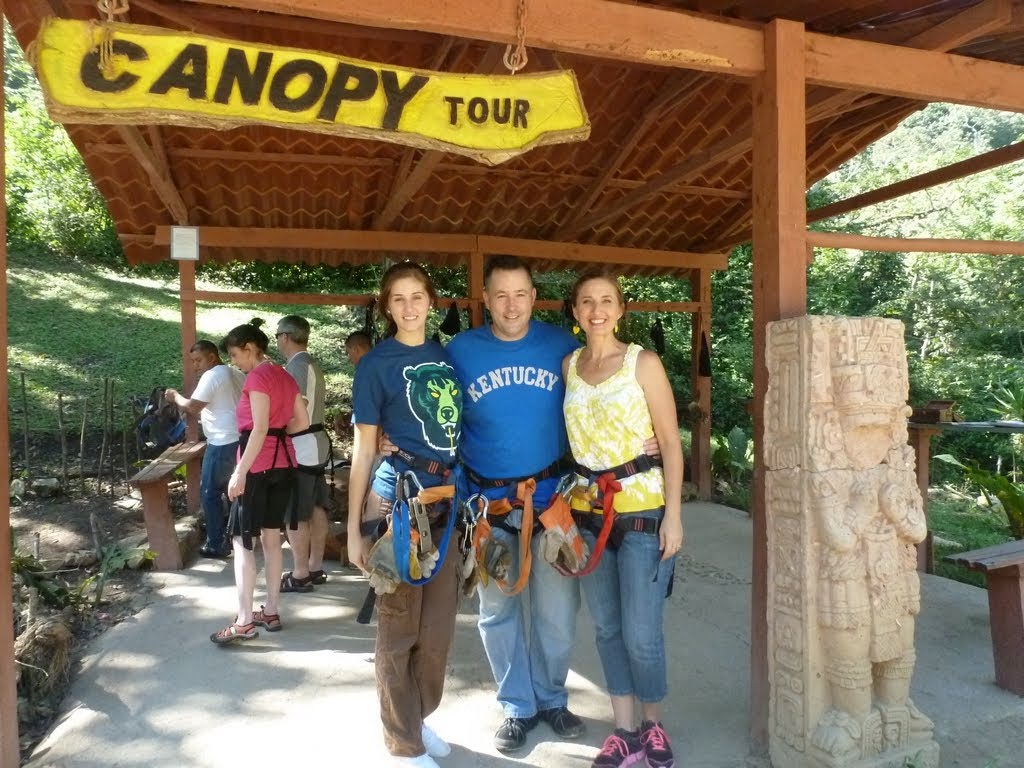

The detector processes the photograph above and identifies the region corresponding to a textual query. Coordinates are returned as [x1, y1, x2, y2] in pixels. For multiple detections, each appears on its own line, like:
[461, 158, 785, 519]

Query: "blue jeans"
[477, 507, 581, 719]
[580, 514, 674, 703]
[201, 441, 237, 550]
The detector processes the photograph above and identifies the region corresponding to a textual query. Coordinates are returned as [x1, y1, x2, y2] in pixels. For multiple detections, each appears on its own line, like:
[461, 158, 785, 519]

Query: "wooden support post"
[0, 8, 21, 761]
[987, 564, 1024, 695]
[469, 251, 485, 328]
[690, 269, 712, 499]
[179, 259, 201, 513]
[139, 484, 185, 570]
[909, 425, 939, 572]
[750, 18, 807, 754]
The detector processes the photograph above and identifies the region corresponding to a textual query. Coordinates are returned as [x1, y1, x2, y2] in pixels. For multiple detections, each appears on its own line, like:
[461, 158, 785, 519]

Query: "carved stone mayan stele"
[765, 316, 939, 768]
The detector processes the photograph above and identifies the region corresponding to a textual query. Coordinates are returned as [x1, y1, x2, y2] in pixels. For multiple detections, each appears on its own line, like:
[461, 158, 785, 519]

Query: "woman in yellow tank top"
[561, 269, 684, 768]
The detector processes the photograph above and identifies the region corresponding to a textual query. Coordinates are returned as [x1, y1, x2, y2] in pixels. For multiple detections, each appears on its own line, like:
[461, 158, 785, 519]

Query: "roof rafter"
[372, 43, 502, 231]
[906, 0, 1012, 52]
[556, 72, 706, 238]
[807, 230, 1024, 256]
[569, 0, 1015, 244]
[116, 126, 189, 225]
[807, 139, 1024, 225]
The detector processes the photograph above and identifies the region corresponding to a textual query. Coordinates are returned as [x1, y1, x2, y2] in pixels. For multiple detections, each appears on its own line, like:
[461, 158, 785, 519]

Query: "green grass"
[7, 248, 364, 439]
[929, 489, 1015, 588]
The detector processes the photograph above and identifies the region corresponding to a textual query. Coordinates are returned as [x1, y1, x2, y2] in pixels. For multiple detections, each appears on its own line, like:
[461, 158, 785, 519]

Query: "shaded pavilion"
[5, 0, 1024, 764]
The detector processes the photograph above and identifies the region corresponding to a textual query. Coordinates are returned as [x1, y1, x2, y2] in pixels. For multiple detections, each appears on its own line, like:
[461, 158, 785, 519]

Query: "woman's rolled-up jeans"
[579, 509, 675, 703]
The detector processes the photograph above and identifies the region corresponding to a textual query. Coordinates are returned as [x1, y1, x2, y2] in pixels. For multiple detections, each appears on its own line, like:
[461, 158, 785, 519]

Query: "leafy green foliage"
[87, 543, 155, 606]
[928, 492, 1015, 588]
[935, 454, 1024, 539]
[5, 24, 122, 267]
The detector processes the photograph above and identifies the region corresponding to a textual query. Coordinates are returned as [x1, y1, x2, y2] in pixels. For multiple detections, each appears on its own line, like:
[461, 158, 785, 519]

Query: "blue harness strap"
[391, 471, 457, 586]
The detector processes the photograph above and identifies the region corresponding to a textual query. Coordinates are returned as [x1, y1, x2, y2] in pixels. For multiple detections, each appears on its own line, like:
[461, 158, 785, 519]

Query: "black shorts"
[286, 471, 331, 525]
[230, 468, 295, 548]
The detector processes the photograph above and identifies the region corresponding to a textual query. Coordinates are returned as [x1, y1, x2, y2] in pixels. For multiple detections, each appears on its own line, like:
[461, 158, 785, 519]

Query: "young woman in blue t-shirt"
[347, 262, 463, 768]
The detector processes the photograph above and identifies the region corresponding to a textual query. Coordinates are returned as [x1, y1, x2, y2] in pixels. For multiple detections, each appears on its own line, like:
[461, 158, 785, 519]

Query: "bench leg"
[987, 564, 1024, 696]
[140, 484, 184, 570]
[186, 456, 202, 515]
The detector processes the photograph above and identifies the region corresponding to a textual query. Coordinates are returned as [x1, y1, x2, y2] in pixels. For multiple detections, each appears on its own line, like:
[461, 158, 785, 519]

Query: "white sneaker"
[421, 723, 452, 758]
[392, 754, 439, 768]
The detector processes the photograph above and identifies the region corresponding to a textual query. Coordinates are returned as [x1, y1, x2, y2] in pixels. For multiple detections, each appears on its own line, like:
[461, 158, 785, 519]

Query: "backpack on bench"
[136, 386, 186, 455]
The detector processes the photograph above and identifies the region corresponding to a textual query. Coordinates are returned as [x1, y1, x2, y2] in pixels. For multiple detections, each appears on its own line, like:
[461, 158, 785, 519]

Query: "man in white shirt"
[166, 340, 245, 558]
[277, 315, 333, 591]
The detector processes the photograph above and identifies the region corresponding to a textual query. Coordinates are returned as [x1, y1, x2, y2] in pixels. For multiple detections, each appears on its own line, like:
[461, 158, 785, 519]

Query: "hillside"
[6, 247, 365, 464]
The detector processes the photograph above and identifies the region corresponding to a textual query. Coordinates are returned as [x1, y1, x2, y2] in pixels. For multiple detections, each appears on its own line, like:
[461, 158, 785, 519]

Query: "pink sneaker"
[639, 720, 675, 768]
[592, 728, 645, 767]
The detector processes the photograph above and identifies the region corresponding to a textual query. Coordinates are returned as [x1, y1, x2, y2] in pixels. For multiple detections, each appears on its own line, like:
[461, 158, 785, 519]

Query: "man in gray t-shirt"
[276, 315, 332, 591]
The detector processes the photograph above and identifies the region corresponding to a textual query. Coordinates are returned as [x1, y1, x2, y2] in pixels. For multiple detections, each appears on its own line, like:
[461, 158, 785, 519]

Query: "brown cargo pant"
[371, 492, 461, 757]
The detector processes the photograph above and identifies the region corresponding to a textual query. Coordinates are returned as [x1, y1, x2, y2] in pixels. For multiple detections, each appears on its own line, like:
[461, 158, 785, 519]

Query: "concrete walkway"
[25, 503, 1024, 768]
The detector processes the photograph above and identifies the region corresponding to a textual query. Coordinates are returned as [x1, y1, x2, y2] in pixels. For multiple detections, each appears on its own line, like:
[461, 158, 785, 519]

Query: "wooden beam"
[809, 140, 1024, 224]
[116, 126, 189, 225]
[153, 226, 729, 271]
[535, 299, 700, 312]
[187, 0, 445, 44]
[190, 289, 376, 306]
[904, 0, 1012, 52]
[557, 72, 705, 237]
[806, 230, 1024, 256]
[468, 251, 484, 327]
[131, 0, 224, 35]
[690, 268, 713, 500]
[476, 235, 728, 271]
[806, 32, 1024, 113]
[154, 226, 478, 252]
[183, 0, 764, 76]
[751, 18, 807, 754]
[178, 260, 202, 513]
[0, 0, 20, 757]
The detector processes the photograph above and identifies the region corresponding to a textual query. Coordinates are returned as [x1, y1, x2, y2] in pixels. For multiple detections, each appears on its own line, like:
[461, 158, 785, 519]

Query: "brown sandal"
[210, 621, 258, 645]
[253, 606, 282, 632]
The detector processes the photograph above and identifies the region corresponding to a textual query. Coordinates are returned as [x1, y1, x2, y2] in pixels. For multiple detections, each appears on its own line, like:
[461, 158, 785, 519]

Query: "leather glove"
[480, 536, 512, 582]
[367, 527, 400, 594]
[368, 569, 399, 594]
[416, 546, 441, 580]
[460, 548, 479, 596]
[538, 498, 589, 574]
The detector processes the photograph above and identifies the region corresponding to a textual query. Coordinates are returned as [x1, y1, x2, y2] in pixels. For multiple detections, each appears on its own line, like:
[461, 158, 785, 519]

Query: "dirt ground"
[10, 479, 175, 761]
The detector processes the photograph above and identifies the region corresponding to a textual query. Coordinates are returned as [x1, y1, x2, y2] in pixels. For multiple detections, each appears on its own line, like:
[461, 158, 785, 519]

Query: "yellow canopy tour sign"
[34, 19, 590, 165]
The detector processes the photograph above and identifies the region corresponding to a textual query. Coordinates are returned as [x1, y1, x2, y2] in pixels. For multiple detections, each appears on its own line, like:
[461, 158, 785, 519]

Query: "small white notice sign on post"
[170, 226, 199, 261]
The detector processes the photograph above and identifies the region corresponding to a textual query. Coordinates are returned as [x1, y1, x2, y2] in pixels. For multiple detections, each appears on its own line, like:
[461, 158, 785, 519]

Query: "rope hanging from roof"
[96, 0, 130, 77]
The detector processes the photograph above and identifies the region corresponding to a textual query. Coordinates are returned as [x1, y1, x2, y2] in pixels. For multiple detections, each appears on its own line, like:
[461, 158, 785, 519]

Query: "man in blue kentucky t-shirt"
[445, 255, 584, 753]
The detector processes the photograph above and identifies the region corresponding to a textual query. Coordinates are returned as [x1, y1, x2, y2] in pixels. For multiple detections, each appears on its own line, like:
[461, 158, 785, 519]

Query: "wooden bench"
[128, 440, 206, 570]
[945, 539, 1024, 695]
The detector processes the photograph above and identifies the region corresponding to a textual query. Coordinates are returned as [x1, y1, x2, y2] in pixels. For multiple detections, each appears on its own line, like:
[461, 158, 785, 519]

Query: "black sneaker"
[592, 728, 644, 767]
[639, 720, 676, 768]
[539, 706, 585, 738]
[494, 715, 538, 752]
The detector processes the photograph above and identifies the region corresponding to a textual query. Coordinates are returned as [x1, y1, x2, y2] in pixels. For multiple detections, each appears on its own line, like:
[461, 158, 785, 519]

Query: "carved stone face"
[831, 363, 909, 469]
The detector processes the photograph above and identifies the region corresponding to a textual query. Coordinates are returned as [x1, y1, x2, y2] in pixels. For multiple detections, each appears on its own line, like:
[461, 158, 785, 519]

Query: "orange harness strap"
[572, 473, 622, 578]
[483, 479, 536, 596]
